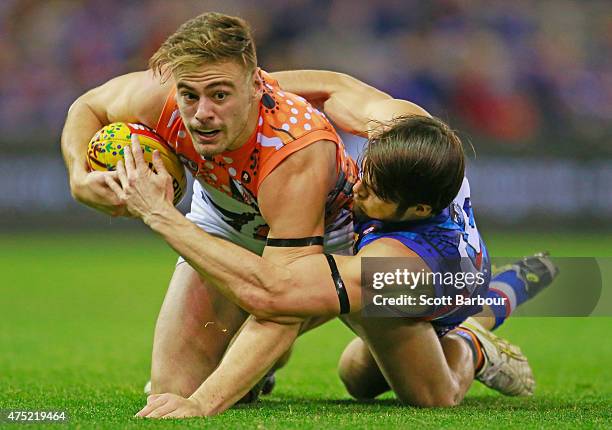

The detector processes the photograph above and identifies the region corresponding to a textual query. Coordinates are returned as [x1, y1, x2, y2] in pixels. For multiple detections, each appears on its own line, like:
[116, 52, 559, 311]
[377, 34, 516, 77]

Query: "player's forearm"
[147, 207, 348, 319]
[272, 70, 340, 102]
[273, 70, 393, 136]
[61, 97, 106, 182]
[190, 318, 301, 416]
[274, 70, 431, 136]
[146, 206, 288, 317]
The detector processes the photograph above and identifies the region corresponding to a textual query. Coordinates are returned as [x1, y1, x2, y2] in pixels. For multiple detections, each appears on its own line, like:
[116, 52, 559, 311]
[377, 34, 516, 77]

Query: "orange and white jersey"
[155, 71, 357, 251]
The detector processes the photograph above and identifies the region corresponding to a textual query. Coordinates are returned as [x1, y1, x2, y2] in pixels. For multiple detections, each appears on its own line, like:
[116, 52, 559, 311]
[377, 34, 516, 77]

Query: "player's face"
[353, 179, 431, 222]
[175, 60, 261, 158]
[352, 179, 402, 221]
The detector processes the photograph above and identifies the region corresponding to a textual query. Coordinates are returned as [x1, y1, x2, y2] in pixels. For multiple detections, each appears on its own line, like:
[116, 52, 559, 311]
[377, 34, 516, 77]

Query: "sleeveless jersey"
[355, 178, 491, 331]
[155, 71, 358, 241]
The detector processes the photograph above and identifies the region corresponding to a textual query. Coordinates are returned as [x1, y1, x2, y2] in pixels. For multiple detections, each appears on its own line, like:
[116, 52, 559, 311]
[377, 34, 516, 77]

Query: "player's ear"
[251, 67, 264, 99]
[415, 204, 432, 218]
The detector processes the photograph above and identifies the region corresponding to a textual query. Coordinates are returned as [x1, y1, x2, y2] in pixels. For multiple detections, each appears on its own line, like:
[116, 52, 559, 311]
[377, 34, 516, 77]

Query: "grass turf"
[1, 231, 611, 429]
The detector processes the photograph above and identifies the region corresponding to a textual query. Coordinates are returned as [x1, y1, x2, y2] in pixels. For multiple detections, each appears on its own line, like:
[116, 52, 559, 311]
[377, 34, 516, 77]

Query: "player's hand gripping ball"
[87, 122, 187, 205]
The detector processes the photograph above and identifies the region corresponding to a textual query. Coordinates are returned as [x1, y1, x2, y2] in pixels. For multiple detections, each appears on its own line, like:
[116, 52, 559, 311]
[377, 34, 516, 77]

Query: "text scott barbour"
[372, 294, 507, 307]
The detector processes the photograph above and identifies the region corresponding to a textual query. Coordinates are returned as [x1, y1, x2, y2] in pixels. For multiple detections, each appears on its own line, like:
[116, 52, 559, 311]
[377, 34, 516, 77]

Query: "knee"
[338, 365, 378, 400]
[338, 342, 387, 400]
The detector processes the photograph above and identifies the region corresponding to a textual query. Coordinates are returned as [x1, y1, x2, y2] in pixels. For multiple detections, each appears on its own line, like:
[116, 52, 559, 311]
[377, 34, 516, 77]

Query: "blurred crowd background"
[1, 0, 610, 228]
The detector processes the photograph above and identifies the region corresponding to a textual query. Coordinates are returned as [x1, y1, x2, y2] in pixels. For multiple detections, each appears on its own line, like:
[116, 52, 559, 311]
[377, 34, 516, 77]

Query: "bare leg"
[150, 262, 247, 396]
[338, 337, 390, 399]
[338, 315, 475, 407]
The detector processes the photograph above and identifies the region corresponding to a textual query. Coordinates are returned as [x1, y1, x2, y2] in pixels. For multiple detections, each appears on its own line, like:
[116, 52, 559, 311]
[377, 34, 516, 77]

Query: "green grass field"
[1, 231, 611, 429]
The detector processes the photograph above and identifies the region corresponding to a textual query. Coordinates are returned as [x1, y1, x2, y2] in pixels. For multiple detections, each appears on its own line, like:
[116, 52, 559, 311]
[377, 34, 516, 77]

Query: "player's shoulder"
[356, 237, 429, 277]
[357, 236, 420, 258]
[259, 71, 337, 144]
[86, 70, 171, 130]
[109, 70, 173, 129]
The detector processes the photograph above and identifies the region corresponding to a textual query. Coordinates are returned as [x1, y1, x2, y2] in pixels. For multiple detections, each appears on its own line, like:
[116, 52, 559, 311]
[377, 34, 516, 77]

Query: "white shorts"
[178, 180, 354, 263]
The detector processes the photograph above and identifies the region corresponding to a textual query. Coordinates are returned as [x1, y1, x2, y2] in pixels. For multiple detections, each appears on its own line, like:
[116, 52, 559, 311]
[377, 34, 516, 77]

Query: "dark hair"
[361, 115, 465, 215]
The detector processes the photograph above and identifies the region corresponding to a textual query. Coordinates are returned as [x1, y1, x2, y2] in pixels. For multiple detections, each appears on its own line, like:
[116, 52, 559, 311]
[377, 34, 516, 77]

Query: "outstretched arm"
[270, 70, 431, 137]
[135, 237, 419, 417]
[108, 137, 362, 321]
[137, 317, 301, 418]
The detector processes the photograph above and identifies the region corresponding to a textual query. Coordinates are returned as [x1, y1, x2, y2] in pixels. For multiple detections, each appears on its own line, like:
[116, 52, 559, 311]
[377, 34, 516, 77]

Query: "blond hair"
[149, 12, 257, 80]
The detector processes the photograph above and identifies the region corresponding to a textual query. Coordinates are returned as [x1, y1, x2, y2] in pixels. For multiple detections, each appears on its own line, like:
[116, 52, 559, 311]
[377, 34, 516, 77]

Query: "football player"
[61, 12, 357, 398]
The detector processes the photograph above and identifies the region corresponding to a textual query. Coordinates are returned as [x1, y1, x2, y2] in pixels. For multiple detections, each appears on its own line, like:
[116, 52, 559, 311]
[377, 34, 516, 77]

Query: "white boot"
[460, 317, 535, 396]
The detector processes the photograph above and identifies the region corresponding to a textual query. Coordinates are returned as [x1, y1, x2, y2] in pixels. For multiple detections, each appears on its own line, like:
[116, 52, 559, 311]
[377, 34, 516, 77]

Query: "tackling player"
[106, 71, 557, 417]
[61, 12, 357, 398]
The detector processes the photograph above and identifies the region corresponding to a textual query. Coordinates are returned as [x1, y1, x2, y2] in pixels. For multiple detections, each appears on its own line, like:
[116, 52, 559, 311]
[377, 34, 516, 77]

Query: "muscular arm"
[270, 70, 431, 137]
[61, 70, 170, 215]
[140, 140, 356, 319]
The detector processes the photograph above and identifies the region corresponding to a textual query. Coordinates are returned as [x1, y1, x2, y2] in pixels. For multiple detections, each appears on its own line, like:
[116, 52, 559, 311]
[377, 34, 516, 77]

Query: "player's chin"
[193, 140, 227, 158]
[352, 202, 367, 220]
